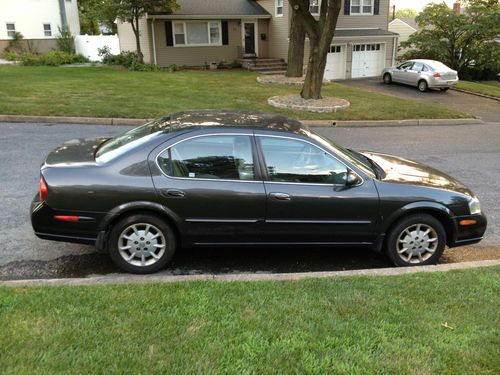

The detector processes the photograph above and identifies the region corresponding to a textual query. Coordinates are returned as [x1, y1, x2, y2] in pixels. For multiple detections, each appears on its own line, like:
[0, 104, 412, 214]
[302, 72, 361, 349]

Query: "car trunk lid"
[44, 137, 110, 166]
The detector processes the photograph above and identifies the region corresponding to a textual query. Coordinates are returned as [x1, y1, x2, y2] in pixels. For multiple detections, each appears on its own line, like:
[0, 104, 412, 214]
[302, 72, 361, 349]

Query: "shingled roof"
[149, 0, 271, 17]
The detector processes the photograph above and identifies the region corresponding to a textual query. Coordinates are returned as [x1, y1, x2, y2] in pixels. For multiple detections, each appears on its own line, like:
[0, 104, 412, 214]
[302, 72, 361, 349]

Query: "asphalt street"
[0, 122, 499, 277]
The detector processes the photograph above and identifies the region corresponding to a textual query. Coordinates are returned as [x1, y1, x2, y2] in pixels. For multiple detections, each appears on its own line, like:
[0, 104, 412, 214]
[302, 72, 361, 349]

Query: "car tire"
[383, 73, 392, 84]
[108, 213, 176, 274]
[440, 88, 449, 92]
[385, 214, 446, 267]
[418, 80, 428, 92]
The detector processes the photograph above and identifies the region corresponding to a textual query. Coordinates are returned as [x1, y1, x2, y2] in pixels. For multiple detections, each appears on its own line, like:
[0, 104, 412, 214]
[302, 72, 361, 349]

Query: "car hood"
[362, 151, 473, 197]
[44, 137, 110, 166]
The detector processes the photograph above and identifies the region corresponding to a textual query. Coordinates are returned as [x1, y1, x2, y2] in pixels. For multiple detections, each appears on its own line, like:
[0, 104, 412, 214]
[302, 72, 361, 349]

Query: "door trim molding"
[241, 19, 258, 57]
[265, 220, 372, 224]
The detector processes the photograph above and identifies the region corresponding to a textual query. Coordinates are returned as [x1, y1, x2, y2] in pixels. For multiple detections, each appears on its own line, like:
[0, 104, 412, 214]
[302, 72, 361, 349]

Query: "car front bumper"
[449, 213, 487, 247]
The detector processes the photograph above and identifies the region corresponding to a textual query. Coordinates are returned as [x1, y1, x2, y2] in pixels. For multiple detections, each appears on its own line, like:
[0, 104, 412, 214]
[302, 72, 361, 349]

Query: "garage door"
[324, 45, 346, 80]
[351, 43, 384, 78]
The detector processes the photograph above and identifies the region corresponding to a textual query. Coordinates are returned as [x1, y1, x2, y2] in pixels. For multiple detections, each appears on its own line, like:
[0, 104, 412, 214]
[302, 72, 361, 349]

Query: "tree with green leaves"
[395, 8, 417, 20]
[288, 0, 342, 99]
[401, 0, 500, 75]
[78, 0, 119, 35]
[114, 0, 179, 63]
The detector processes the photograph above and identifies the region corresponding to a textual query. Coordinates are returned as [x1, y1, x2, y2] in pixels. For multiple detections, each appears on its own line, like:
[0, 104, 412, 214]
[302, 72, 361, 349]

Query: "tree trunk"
[301, 42, 328, 99]
[289, 0, 342, 100]
[286, 14, 306, 77]
[131, 16, 144, 63]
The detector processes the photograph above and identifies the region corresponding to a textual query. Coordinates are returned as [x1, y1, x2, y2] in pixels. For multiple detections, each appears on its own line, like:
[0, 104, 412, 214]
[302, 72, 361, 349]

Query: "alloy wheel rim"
[118, 223, 166, 267]
[419, 82, 426, 91]
[396, 223, 438, 264]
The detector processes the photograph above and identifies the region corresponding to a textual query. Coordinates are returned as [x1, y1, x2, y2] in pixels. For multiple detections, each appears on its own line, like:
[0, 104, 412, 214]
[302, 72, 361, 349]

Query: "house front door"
[243, 22, 256, 56]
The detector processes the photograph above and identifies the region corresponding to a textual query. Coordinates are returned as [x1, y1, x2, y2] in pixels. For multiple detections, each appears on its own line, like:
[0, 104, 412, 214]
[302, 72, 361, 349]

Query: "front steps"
[239, 58, 287, 75]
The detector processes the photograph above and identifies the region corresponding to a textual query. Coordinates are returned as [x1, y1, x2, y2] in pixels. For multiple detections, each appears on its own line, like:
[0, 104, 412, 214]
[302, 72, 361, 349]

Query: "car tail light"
[40, 176, 48, 202]
[433, 73, 441, 78]
[54, 216, 80, 222]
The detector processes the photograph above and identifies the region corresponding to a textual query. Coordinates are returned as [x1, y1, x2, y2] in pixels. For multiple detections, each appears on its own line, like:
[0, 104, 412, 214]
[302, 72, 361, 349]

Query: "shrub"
[56, 27, 75, 53]
[101, 51, 159, 71]
[5, 32, 24, 53]
[2, 51, 20, 61]
[18, 51, 89, 66]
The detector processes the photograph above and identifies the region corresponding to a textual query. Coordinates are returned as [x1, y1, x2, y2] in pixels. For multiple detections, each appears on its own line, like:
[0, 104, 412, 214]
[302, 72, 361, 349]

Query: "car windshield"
[95, 118, 170, 163]
[309, 131, 377, 178]
[426, 61, 451, 71]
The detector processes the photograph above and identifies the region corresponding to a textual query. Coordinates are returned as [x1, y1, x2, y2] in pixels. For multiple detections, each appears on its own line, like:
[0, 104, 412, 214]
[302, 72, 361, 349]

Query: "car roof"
[163, 110, 308, 134]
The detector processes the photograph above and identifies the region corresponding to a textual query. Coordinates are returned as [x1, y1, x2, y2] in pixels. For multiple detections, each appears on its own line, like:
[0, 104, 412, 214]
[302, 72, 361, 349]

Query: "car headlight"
[468, 196, 481, 215]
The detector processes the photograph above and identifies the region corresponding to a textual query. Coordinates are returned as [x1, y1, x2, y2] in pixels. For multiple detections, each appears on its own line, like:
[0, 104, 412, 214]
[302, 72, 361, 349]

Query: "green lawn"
[1, 267, 499, 374]
[457, 80, 500, 98]
[0, 66, 468, 120]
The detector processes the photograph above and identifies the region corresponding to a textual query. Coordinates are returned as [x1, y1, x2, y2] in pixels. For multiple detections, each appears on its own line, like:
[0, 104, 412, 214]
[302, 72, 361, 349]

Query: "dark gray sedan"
[31, 111, 486, 273]
[382, 59, 459, 92]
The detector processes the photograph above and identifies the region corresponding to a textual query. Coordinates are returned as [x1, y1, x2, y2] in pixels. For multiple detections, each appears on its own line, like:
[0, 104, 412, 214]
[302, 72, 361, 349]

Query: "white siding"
[117, 18, 153, 64]
[0, 0, 80, 40]
[388, 18, 416, 57]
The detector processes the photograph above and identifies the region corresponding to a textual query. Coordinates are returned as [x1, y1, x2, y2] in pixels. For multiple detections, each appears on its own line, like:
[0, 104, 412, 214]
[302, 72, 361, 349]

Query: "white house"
[388, 17, 418, 58]
[0, 0, 80, 54]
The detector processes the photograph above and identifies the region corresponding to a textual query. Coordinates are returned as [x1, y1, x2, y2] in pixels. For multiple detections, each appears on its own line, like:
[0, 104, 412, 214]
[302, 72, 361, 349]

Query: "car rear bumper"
[429, 78, 458, 88]
[449, 213, 487, 247]
[30, 194, 102, 246]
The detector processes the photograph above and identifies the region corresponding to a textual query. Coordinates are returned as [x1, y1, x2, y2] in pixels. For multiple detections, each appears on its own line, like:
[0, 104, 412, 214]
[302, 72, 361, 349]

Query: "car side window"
[399, 62, 413, 70]
[157, 135, 255, 180]
[411, 62, 424, 71]
[259, 137, 348, 184]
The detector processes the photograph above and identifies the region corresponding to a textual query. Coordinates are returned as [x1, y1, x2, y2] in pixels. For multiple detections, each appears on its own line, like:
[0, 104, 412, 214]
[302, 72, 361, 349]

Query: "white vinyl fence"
[75, 35, 120, 62]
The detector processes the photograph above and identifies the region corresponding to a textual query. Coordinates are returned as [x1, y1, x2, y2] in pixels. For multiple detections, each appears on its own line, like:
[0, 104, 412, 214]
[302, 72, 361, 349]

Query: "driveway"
[341, 78, 500, 122]
[0, 122, 499, 279]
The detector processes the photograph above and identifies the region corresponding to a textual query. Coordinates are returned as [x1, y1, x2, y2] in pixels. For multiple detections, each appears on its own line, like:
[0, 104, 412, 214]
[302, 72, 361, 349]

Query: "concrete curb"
[0, 114, 484, 128]
[302, 118, 484, 128]
[452, 88, 500, 102]
[2, 259, 499, 287]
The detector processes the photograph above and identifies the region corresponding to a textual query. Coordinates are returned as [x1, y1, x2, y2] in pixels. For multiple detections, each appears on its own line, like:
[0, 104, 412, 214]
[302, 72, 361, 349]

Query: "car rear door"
[255, 133, 380, 245]
[150, 131, 266, 245]
[407, 62, 425, 86]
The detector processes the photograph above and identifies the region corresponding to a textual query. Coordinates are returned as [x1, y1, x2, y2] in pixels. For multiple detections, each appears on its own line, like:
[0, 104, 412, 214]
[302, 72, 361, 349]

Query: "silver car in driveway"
[382, 59, 459, 92]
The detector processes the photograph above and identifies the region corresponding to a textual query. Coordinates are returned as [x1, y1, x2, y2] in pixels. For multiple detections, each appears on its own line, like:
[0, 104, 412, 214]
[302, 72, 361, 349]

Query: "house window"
[173, 21, 222, 46]
[43, 23, 52, 37]
[6, 23, 16, 37]
[310, 0, 320, 15]
[351, 0, 373, 15]
[276, 0, 284, 17]
[329, 45, 341, 53]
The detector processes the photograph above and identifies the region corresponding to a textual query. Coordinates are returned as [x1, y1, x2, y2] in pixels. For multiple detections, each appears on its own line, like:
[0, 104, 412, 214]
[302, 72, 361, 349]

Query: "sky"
[390, 0, 457, 12]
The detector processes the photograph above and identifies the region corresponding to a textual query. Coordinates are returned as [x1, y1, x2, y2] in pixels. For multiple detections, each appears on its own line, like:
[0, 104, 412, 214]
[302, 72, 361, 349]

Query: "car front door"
[393, 61, 413, 84]
[151, 132, 266, 245]
[256, 134, 380, 245]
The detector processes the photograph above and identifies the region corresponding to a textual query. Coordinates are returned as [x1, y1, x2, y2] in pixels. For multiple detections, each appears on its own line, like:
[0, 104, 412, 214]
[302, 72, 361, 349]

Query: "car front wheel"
[383, 73, 392, 84]
[108, 213, 176, 274]
[386, 214, 446, 267]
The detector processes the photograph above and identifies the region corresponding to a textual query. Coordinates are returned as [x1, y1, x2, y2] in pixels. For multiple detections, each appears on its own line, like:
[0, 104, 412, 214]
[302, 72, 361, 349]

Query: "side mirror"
[346, 170, 362, 187]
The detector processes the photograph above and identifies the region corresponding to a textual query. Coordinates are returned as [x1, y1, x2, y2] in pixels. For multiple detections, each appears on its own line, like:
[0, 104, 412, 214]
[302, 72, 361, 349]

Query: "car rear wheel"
[108, 214, 176, 274]
[418, 80, 428, 92]
[385, 214, 446, 267]
[383, 73, 392, 84]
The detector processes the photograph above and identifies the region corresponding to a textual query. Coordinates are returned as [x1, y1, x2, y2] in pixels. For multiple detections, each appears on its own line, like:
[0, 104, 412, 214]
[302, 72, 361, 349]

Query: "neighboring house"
[388, 16, 418, 58]
[117, 0, 398, 79]
[0, 0, 80, 55]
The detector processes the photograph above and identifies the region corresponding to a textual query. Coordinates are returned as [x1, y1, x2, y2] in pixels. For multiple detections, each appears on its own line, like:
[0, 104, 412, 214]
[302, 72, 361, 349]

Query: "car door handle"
[162, 189, 185, 198]
[269, 192, 291, 201]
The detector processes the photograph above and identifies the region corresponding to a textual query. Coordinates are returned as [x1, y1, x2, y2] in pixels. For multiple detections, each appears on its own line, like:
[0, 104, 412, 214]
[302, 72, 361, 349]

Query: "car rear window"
[95, 118, 170, 163]
[426, 61, 451, 71]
